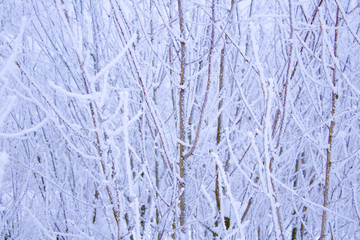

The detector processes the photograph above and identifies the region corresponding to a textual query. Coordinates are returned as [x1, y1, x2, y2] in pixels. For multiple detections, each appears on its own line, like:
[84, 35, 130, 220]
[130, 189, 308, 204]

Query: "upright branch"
[122, 93, 141, 240]
[215, 35, 226, 234]
[111, 0, 174, 174]
[182, 0, 214, 160]
[276, 0, 294, 149]
[177, 0, 187, 234]
[264, 80, 285, 240]
[275, 0, 324, 148]
[320, 5, 340, 240]
[178, 0, 215, 234]
[250, 18, 284, 240]
[78, 59, 121, 235]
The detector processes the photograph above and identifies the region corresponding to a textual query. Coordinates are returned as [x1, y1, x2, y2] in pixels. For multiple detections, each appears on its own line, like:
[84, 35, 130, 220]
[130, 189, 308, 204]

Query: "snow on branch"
[0, 118, 49, 138]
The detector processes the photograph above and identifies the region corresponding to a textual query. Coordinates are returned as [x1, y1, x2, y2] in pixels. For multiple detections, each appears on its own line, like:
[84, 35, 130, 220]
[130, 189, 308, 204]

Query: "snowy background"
[1, 0, 360, 239]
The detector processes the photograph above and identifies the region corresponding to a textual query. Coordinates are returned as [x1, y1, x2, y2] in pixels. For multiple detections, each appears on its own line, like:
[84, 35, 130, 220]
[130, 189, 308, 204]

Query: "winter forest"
[1, 0, 360, 239]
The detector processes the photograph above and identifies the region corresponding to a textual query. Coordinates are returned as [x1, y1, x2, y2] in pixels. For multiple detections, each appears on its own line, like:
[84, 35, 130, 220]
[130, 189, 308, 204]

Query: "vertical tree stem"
[320, 5, 339, 240]
[215, 34, 226, 235]
[177, 0, 186, 235]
